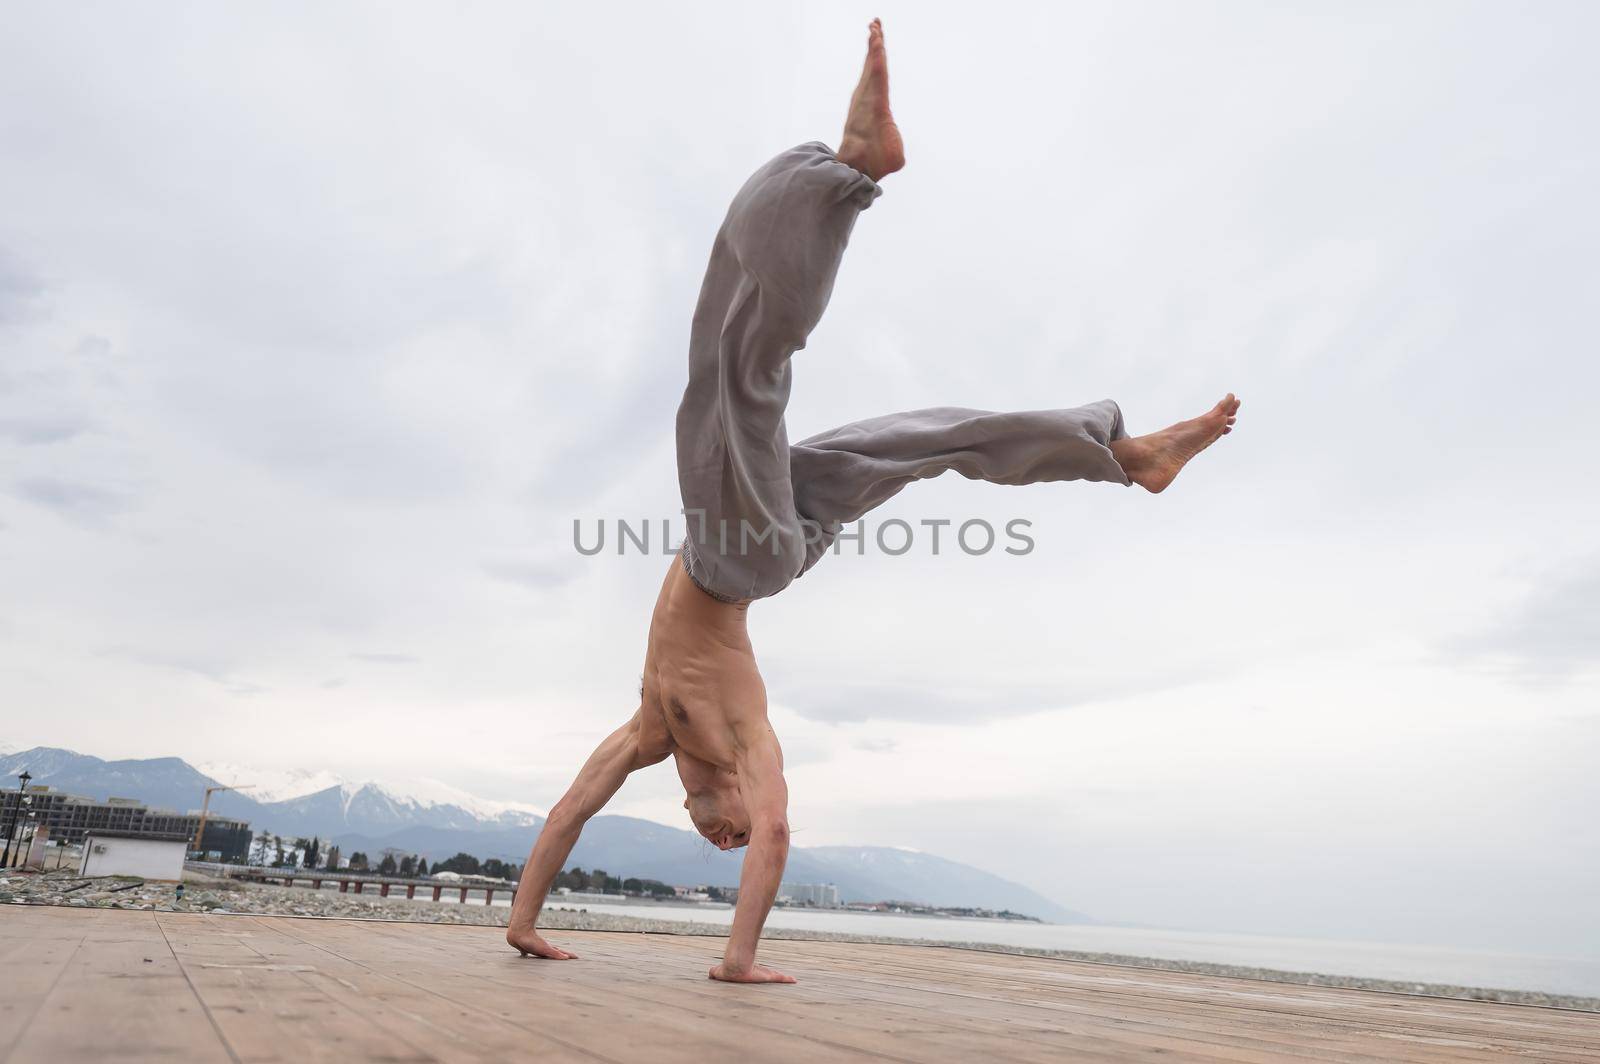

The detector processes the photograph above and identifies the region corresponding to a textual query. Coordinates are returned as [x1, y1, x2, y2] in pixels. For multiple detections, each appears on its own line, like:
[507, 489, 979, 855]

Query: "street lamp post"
[1, 771, 32, 868]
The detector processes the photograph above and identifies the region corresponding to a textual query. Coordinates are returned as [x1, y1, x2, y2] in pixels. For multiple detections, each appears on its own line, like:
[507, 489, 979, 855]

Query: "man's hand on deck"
[709, 961, 797, 984]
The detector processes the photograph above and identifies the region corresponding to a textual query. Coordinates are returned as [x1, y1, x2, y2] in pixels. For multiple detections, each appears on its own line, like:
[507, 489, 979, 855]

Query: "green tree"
[436, 852, 481, 876]
[399, 855, 415, 877]
[348, 851, 369, 871]
[323, 844, 340, 870]
[555, 866, 591, 890]
[304, 837, 320, 868]
[620, 877, 674, 897]
[378, 853, 397, 876]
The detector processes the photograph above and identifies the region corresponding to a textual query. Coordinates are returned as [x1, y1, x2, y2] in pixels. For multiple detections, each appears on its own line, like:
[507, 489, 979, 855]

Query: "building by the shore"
[80, 830, 192, 880]
[781, 882, 842, 908]
[0, 785, 251, 861]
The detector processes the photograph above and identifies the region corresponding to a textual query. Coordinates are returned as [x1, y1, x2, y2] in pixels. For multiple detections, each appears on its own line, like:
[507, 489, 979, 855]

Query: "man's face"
[685, 788, 752, 850]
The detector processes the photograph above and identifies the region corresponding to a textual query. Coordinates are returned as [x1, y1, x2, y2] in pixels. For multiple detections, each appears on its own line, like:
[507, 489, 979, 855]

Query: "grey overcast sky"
[2, 2, 1596, 958]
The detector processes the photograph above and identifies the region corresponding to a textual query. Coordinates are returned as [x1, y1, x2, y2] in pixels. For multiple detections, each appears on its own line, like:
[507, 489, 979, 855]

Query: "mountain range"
[0, 746, 1088, 922]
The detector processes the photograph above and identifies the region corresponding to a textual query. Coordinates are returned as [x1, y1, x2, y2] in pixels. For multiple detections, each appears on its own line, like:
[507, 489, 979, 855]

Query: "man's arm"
[710, 729, 794, 983]
[506, 711, 665, 958]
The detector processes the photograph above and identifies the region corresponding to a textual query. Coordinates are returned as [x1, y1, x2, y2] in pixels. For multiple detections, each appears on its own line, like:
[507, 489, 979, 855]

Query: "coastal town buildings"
[0, 785, 251, 862]
[782, 882, 842, 907]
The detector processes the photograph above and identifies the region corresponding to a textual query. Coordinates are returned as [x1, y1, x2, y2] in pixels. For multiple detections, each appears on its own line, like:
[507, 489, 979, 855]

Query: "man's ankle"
[837, 142, 871, 179]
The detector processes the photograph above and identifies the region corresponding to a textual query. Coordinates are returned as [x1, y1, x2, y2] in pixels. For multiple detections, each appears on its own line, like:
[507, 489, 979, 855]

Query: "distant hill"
[0, 745, 1087, 922]
[0, 747, 539, 837]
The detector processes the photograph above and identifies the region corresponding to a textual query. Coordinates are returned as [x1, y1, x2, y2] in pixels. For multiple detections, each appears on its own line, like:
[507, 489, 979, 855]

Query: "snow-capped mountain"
[359, 778, 545, 826]
[196, 762, 346, 803]
[2, 747, 542, 837]
[195, 762, 545, 825]
[262, 781, 543, 837]
[0, 745, 1086, 920]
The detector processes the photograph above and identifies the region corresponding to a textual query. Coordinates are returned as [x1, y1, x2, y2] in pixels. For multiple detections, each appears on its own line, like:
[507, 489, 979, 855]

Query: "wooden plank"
[516, 933, 1475, 1064]
[300, 920, 1571, 1064]
[427, 930, 1212, 1064]
[5, 907, 1595, 1064]
[0, 907, 88, 1053]
[221, 915, 605, 1063]
[155, 911, 433, 1061]
[755, 938, 1600, 1064]
[5, 908, 233, 1063]
[278, 917, 905, 1064]
[538, 931, 1600, 1064]
[772, 937, 1600, 1057]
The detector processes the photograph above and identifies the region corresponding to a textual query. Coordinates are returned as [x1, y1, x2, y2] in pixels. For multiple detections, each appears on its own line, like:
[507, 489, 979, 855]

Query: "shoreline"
[4, 871, 1594, 1013]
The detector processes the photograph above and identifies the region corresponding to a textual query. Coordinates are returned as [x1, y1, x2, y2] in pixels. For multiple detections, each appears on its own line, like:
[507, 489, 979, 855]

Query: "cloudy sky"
[3, 2, 1596, 958]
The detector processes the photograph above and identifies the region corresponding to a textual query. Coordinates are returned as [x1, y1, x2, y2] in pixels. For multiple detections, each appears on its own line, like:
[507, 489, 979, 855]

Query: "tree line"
[244, 838, 675, 894]
[553, 866, 675, 897]
[245, 833, 527, 880]
[241, 833, 708, 900]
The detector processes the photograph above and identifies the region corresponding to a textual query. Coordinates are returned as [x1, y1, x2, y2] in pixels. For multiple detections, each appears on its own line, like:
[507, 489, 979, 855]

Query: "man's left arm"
[710, 730, 795, 984]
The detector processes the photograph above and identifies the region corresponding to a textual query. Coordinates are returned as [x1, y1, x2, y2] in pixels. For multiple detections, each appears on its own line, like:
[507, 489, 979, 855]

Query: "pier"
[3, 906, 1595, 1062]
[204, 864, 510, 905]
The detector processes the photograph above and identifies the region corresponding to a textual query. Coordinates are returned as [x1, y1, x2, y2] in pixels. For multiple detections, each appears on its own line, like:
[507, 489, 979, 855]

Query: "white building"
[79, 830, 188, 881]
[780, 882, 841, 908]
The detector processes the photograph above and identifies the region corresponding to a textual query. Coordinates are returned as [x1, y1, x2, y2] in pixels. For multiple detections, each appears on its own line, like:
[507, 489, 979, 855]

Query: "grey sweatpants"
[676, 142, 1131, 603]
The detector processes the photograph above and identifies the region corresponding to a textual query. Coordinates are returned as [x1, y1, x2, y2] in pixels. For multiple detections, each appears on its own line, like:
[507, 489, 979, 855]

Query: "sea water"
[416, 889, 1600, 998]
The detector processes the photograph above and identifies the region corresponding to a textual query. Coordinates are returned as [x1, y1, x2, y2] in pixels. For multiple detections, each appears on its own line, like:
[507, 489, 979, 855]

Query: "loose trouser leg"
[675, 142, 881, 601]
[789, 402, 1132, 577]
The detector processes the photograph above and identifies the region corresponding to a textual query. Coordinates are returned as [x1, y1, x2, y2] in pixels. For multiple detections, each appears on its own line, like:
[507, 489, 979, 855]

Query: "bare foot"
[709, 961, 798, 985]
[1110, 394, 1241, 493]
[507, 927, 579, 960]
[837, 19, 905, 182]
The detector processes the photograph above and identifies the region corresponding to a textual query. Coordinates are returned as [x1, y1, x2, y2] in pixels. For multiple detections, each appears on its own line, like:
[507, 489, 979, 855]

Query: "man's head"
[684, 780, 751, 851]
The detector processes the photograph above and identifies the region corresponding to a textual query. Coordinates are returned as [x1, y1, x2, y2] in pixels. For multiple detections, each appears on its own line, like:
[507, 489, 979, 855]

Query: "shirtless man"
[506, 19, 1240, 984]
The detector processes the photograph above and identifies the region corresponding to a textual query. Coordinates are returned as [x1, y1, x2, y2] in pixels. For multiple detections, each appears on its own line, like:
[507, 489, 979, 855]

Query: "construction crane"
[191, 784, 252, 857]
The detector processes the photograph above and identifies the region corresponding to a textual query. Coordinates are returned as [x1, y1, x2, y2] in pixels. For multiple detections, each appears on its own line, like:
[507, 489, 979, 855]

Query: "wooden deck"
[1, 907, 1594, 1063]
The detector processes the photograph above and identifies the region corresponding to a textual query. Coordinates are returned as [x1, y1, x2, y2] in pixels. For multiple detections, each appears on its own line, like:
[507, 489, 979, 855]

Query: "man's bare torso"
[638, 557, 773, 781]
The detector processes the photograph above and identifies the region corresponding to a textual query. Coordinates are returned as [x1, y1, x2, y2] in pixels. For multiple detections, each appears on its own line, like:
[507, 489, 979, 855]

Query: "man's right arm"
[506, 711, 665, 958]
